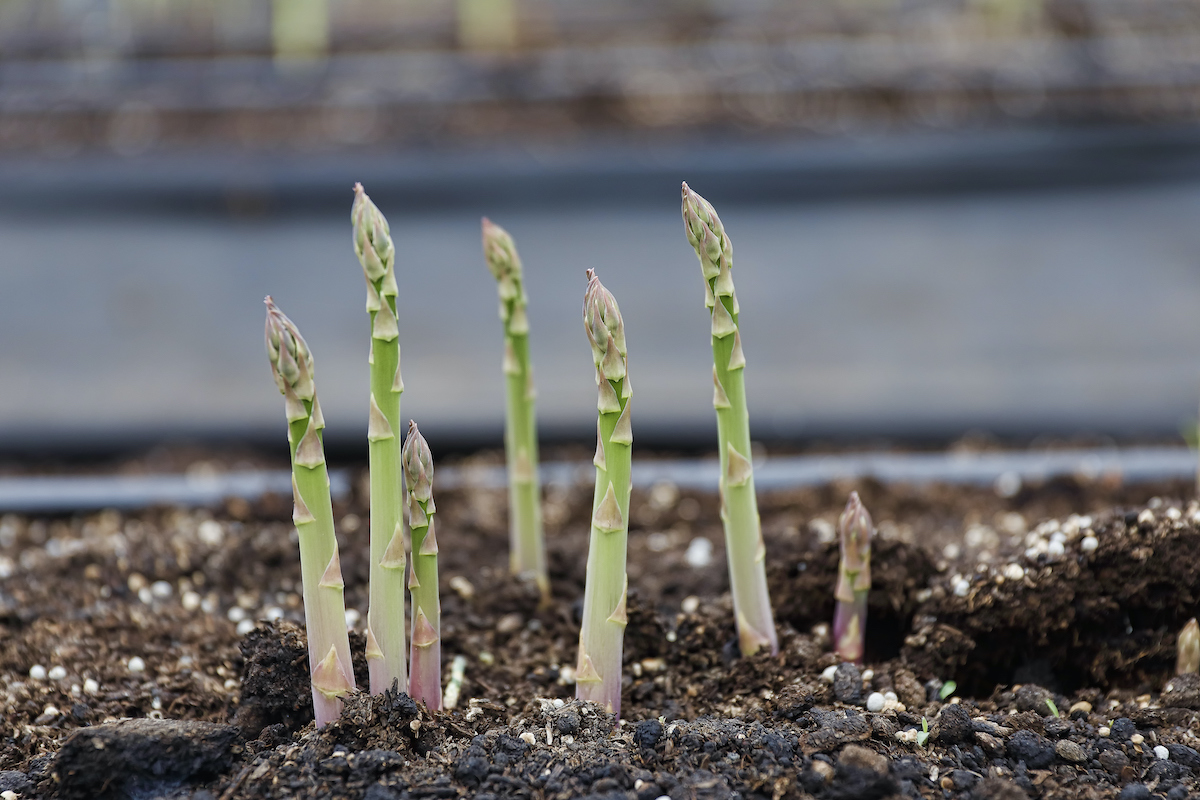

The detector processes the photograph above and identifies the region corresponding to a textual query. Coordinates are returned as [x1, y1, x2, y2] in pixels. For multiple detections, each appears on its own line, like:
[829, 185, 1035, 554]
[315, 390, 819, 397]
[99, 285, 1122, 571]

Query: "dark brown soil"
[2, 462, 1200, 799]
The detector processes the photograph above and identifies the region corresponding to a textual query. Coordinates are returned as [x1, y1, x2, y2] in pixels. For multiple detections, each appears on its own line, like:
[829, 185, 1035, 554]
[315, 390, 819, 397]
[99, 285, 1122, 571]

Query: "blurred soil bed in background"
[1, 449, 1199, 798]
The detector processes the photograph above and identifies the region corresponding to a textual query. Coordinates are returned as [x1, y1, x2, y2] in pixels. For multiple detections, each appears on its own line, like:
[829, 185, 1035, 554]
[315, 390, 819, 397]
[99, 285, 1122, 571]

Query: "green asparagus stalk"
[351, 183, 408, 697]
[680, 182, 778, 657]
[403, 420, 442, 710]
[481, 218, 548, 601]
[1179, 617, 1200, 675]
[834, 491, 873, 664]
[575, 269, 632, 722]
[264, 297, 356, 727]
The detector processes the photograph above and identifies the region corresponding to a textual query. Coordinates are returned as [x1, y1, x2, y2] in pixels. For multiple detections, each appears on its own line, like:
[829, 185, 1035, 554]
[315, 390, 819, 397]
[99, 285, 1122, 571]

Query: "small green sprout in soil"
[680, 182, 778, 657]
[263, 297, 355, 727]
[916, 717, 930, 747]
[939, 680, 957, 701]
[1046, 697, 1061, 718]
[575, 269, 633, 723]
[481, 218, 548, 602]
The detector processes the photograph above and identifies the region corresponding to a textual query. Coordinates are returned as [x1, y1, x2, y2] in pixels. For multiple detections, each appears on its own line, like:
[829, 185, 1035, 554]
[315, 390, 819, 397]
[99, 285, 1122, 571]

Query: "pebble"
[84, 678, 99, 695]
[684, 538, 713, 568]
[681, 596, 700, 614]
[1006, 729, 1054, 769]
[227, 607, 246, 623]
[934, 703, 973, 744]
[236, 619, 255, 636]
[127, 656, 146, 674]
[48, 665, 67, 681]
[1055, 740, 1087, 763]
[1118, 784, 1151, 800]
[28, 665, 46, 681]
[265, 606, 285, 621]
[820, 665, 838, 684]
[1003, 564, 1024, 581]
[1155, 745, 1170, 760]
[344, 608, 360, 628]
[1046, 540, 1065, 559]
[1098, 726, 1110, 737]
[866, 692, 885, 712]
[1111, 718, 1136, 741]
[181, 591, 202, 611]
[151, 580, 172, 599]
[860, 669, 874, 682]
[951, 577, 970, 597]
[1081, 535, 1098, 553]
[1068, 701, 1092, 715]
[519, 732, 537, 745]
[1130, 733, 1145, 745]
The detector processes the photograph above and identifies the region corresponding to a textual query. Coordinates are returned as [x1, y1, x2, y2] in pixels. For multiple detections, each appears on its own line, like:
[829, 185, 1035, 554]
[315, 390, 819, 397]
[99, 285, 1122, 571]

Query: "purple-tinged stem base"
[833, 592, 868, 664]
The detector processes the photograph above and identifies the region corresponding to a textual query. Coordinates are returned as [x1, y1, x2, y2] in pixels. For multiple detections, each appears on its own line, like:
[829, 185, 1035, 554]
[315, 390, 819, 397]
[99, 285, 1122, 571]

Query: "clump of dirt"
[0, 464, 1198, 798]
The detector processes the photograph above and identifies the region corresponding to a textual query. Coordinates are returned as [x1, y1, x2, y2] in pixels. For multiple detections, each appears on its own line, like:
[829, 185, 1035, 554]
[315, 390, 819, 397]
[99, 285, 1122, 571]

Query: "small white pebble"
[2, 789, 17, 800]
[994, 471, 1021, 498]
[201, 595, 218, 614]
[138, 587, 154, 605]
[553, 698, 564, 709]
[915, 588, 932, 603]
[224, 678, 238, 690]
[1138, 509, 1155, 525]
[151, 580, 172, 599]
[1047, 540, 1065, 559]
[181, 591, 202, 611]
[1167, 507, 1182, 522]
[198, 520, 224, 546]
[681, 595, 700, 614]
[952, 578, 970, 597]
[265, 606, 285, 621]
[1080, 536, 1098, 553]
[1131, 733, 1145, 745]
[1099, 726, 1110, 737]
[28, 665, 46, 681]
[1155, 745, 1170, 760]
[42, 704, 58, 716]
[520, 731, 537, 745]
[227, 607, 247, 623]
[884, 691, 898, 703]
[48, 665, 67, 681]
[236, 619, 255, 636]
[810, 518, 836, 544]
[943, 543, 961, 559]
[684, 538, 713, 568]
[821, 665, 838, 684]
[345, 608, 361, 629]
[1050, 531, 1067, 545]
[866, 692, 885, 712]
[84, 678, 100, 695]
[127, 656, 146, 674]
[1004, 564, 1025, 581]
[861, 669, 875, 682]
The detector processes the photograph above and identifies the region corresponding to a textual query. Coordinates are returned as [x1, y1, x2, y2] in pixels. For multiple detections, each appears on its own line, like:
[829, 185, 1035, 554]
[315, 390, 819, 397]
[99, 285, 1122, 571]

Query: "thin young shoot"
[404, 420, 442, 710]
[834, 491, 873, 664]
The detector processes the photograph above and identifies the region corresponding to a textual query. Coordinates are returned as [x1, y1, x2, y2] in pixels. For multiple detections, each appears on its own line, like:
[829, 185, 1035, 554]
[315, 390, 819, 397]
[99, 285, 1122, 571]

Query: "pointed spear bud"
[365, 279, 381, 313]
[714, 262, 735, 297]
[610, 400, 633, 445]
[713, 367, 731, 409]
[403, 420, 435, 503]
[583, 270, 628, 368]
[409, 493, 428, 529]
[592, 483, 624, 532]
[380, 522, 406, 569]
[575, 648, 602, 683]
[607, 574, 628, 627]
[412, 609, 439, 648]
[365, 627, 384, 660]
[711, 298, 737, 338]
[726, 443, 753, 487]
[265, 297, 317, 401]
[836, 491, 873, 602]
[352, 183, 395, 284]
[312, 644, 354, 699]
[419, 522, 439, 556]
[284, 386, 307, 423]
[482, 218, 522, 283]
[311, 396, 325, 430]
[294, 419, 325, 469]
[704, 278, 716, 309]
[372, 297, 400, 342]
[728, 331, 746, 370]
[408, 561, 420, 589]
[292, 475, 315, 525]
[380, 263, 399, 299]
[681, 183, 731, 282]
[597, 373, 621, 414]
[1179, 618, 1200, 675]
[621, 374, 632, 400]
[368, 394, 394, 441]
[319, 550, 344, 589]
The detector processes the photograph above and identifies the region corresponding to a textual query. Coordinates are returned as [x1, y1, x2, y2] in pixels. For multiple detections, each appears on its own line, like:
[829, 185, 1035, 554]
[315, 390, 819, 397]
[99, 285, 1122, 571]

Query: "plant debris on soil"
[3, 456, 1200, 800]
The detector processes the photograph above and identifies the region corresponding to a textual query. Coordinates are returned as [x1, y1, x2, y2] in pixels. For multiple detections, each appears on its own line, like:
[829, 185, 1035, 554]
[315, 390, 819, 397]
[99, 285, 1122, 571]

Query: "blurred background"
[4, 0, 1200, 460]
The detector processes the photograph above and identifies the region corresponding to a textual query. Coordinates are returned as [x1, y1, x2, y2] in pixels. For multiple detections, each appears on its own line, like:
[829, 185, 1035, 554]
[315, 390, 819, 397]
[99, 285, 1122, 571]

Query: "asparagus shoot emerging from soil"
[576, 269, 633, 722]
[834, 491, 873, 664]
[351, 183, 409, 697]
[481, 218, 548, 601]
[403, 420, 442, 710]
[1179, 618, 1200, 675]
[680, 182, 778, 657]
[264, 297, 356, 727]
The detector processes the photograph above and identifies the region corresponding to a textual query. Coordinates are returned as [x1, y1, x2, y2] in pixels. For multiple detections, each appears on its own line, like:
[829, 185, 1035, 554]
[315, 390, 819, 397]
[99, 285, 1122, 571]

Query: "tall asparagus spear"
[264, 297, 356, 727]
[680, 183, 778, 657]
[352, 183, 408, 696]
[404, 421, 442, 710]
[576, 269, 632, 722]
[834, 491, 873, 664]
[481, 219, 548, 601]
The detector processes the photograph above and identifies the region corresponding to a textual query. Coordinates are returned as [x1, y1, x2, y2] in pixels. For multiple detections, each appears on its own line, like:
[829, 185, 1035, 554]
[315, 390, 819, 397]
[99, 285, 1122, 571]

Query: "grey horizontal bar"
[0, 447, 1190, 513]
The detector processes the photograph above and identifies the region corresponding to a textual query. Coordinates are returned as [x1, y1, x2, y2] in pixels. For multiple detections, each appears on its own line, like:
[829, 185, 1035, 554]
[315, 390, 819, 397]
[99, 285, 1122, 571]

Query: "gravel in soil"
[2, 464, 1200, 798]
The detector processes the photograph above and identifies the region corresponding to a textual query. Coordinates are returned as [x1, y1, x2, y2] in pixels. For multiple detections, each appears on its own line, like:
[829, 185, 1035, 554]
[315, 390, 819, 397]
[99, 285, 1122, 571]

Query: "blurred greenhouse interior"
[4, 0, 1200, 456]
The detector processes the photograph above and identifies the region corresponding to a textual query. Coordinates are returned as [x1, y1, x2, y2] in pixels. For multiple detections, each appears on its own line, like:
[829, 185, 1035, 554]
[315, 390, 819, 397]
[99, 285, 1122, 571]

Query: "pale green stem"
[408, 501, 441, 709]
[504, 330, 547, 598]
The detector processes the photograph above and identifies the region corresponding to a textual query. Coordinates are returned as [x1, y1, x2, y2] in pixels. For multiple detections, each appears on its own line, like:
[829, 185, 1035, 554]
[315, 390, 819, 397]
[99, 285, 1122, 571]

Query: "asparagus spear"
[1179, 618, 1200, 675]
[351, 183, 408, 697]
[834, 491, 873, 664]
[403, 420, 442, 710]
[576, 269, 633, 722]
[680, 183, 778, 657]
[481, 218, 548, 601]
[264, 297, 355, 727]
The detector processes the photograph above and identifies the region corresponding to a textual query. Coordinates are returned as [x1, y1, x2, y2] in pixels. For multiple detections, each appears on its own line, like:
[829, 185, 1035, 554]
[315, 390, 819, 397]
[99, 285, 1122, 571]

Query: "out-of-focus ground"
[3, 0, 1200, 453]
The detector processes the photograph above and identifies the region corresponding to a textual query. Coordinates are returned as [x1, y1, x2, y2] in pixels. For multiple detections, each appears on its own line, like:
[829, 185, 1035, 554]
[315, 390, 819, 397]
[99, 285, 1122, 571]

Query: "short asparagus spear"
[680, 182, 778, 657]
[576, 269, 633, 722]
[264, 297, 356, 727]
[403, 420, 442, 710]
[351, 183, 408, 697]
[481, 218, 548, 601]
[833, 491, 873, 664]
[1179, 618, 1200, 675]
